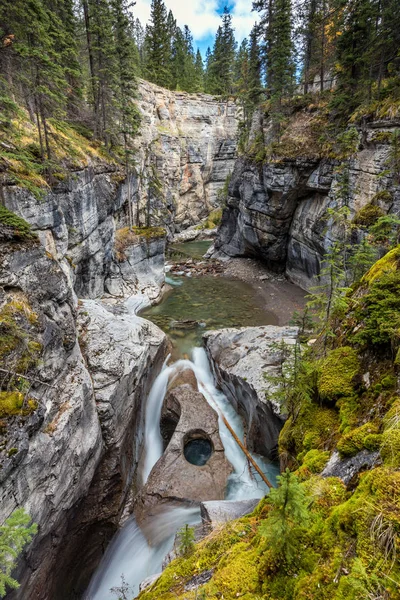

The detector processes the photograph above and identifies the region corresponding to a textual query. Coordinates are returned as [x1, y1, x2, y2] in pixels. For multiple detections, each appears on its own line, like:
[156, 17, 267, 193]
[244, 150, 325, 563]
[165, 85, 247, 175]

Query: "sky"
[132, 0, 259, 57]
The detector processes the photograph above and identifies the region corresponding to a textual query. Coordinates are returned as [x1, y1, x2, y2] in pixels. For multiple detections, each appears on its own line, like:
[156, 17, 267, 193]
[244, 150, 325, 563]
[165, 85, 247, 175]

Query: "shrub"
[353, 204, 384, 227]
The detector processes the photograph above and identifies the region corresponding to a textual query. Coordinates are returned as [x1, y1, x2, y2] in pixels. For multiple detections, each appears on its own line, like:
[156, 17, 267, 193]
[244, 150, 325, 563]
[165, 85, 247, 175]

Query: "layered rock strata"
[0, 235, 168, 599]
[204, 325, 299, 459]
[135, 80, 240, 232]
[214, 119, 400, 290]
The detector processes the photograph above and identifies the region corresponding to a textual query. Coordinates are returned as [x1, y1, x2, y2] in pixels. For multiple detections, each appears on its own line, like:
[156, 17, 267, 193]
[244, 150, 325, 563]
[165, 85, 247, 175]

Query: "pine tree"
[0, 508, 37, 598]
[144, 0, 172, 88]
[259, 469, 310, 563]
[0, 0, 71, 160]
[268, 0, 295, 133]
[110, 0, 141, 226]
[206, 7, 237, 95]
[193, 49, 204, 92]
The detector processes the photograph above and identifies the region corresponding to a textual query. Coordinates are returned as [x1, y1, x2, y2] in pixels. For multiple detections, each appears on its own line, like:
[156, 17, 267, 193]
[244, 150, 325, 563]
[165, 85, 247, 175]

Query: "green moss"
[363, 433, 383, 451]
[337, 421, 380, 457]
[0, 296, 42, 393]
[0, 392, 24, 417]
[353, 204, 384, 227]
[361, 244, 400, 285]
[303, 476, 347, 517]
[351, 268, 400, 348]
[371, 190, 393, 203]
[197, 208, 223, 230]
[318, 347, 360, 401]
[204, 542, 259, 598]
[380, 399, 400, 467]
[7, 447, 18, 457]
[337, 395, 361, 433]
[395, 348, 400, 366]
[279, 404, 339, 464]
[0, 205, 34, 239]
[298, 449, 331, 476]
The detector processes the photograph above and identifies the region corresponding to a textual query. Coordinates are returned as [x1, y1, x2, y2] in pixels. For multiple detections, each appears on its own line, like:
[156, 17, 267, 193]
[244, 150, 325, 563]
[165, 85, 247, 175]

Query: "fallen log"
[220, 413, 273, 490]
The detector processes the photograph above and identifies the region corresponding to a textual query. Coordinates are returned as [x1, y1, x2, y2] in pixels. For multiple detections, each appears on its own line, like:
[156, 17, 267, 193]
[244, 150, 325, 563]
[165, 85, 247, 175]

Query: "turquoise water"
[140, 274, 278, 358]
[168, 239, 212, 260]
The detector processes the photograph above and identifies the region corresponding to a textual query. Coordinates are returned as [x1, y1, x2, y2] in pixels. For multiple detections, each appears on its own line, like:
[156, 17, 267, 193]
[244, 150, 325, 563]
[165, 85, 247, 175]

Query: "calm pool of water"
[140, 274, 277, 358]
[169, 239, 212, 259]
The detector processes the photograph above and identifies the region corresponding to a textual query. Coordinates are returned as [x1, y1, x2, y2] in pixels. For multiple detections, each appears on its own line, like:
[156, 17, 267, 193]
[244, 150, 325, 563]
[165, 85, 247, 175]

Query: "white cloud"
[132, 0, 258, 46]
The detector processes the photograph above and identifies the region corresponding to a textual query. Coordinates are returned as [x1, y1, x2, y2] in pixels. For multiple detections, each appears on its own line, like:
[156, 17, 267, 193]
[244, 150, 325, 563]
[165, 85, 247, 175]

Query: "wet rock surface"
[321, 450, 381, 485]
[204, 326, 299, 459]
[134, 373, 232, 524]
[200, 499, 260, 532]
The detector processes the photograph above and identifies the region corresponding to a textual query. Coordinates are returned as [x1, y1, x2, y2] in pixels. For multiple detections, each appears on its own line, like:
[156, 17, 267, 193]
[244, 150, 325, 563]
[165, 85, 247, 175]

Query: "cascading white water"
[84, 505, 200, 600]
[86, 346, 278, 599]
[142, 357, 193, 483]
[191, 347, 278, 499]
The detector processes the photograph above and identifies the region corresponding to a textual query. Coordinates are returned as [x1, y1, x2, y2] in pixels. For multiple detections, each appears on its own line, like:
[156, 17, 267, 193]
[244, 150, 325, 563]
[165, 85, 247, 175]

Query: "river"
[85, 243, 280, 600]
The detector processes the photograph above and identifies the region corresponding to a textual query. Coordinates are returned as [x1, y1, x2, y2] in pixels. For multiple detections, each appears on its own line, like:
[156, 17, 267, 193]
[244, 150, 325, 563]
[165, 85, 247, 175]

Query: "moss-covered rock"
[279, 404, 339, 465]
[380, 399, 400, 467]
[0, 391, 24, 418]
[297, 449, 331, 478]
[337, 421, 380, 457]
[353, 204, 384, 227]
[0, 205, 35, 240]
[318, 347, 361, 401]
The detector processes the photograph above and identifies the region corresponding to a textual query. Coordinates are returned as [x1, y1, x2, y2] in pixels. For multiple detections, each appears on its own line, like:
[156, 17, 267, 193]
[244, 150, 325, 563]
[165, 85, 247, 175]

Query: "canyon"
[1, 80, 399, 600]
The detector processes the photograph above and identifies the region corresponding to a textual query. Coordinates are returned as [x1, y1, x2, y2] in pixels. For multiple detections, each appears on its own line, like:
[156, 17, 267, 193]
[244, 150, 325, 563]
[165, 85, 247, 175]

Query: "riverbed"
[85, 244, 305, 600]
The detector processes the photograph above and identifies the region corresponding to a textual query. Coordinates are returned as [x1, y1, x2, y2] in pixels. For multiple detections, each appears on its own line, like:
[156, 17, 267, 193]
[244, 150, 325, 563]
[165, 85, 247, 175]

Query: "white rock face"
[105, 235, 166, 301]
[0, 237, 168, 599]
[204, 325, 298, 459]
[135, 80, 240, 232]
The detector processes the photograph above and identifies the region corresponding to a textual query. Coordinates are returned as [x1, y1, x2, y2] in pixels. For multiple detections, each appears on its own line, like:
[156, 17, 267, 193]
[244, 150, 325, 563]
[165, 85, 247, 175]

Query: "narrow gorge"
[2, 49, 400, 600]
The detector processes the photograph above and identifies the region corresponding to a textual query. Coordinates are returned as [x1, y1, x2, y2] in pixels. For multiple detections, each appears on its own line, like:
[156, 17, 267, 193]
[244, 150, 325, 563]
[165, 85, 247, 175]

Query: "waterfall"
[85, 506, 200, 600]
[86, 347, 278, 599]
[191, 347, 277, 500]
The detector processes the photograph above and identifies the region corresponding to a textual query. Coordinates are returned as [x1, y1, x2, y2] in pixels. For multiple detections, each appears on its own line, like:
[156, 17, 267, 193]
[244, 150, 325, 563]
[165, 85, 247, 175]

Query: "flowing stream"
[85, 254, 280, 600]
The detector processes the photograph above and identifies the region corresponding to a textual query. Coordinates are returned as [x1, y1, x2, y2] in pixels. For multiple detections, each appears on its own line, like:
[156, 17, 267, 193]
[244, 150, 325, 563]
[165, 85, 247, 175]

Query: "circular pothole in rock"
[183, 436, 213, 466]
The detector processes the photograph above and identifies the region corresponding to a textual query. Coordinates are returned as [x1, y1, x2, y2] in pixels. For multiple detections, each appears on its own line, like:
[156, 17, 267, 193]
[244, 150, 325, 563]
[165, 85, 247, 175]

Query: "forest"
[1, 0, 399, 174]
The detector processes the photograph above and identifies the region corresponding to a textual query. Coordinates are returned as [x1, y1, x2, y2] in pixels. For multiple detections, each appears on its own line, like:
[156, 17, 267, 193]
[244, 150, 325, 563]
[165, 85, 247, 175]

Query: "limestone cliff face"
[2, 80, 239, 300]
[214, 117, 400, 290]
[135, 80, 240, 232]
[3, 165, 130, 299]
[0, 233, 168, 599]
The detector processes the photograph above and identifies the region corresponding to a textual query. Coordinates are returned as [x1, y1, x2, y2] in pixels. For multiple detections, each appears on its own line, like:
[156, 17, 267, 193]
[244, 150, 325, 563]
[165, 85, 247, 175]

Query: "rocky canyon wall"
[213, 114, 400, 290]
[135, 80, 239, 233]
[2, 80, 239, 301]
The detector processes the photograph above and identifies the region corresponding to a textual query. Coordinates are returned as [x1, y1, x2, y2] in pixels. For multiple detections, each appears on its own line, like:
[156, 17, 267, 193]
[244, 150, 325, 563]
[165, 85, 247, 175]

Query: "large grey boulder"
[200, 498, 260, 531]
[204, 325, 298, 459]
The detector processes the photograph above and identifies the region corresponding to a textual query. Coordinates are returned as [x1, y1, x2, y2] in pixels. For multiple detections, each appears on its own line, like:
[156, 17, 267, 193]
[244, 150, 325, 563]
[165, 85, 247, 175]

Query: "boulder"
[204, 325, 298, 459]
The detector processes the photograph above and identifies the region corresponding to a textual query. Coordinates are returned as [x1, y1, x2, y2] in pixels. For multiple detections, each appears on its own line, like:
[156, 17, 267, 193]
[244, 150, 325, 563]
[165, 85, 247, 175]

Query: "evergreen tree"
[0, 0, 72, 160]
[193, 49, 204, 92]
[144, 0, 172, 88]
[260, 470, 310, 563]
[206, 7, 237, 95]
[268, 0, 295, 132]
[110, 0, 141, 226]
[0, 508, 37, 598]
